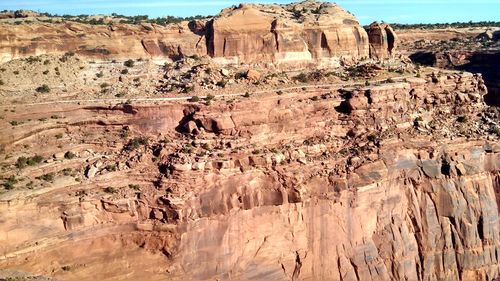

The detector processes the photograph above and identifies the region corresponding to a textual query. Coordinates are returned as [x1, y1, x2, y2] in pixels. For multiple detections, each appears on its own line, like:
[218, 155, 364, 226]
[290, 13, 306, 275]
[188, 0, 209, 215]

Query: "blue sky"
[1, 0, 499, 25]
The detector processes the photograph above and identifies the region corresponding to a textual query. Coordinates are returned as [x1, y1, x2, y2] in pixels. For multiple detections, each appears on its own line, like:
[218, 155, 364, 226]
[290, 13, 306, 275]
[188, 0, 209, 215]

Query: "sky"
[0, 0, 499, 25]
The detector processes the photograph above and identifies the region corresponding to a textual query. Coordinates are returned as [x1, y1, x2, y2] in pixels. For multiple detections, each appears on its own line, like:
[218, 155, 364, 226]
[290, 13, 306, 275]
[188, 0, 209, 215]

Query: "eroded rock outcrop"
[0, 1, 396, 65]
[207, 2, 370, 65]
[0, 71, 498, 280]
[368, 22, 398, 59]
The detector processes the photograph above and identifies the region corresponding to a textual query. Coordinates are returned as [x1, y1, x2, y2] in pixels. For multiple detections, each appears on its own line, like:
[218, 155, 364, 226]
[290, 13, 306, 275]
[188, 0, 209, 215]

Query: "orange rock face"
[368, 22, 398, 59]
[0, 70, 498, 280]
[207, 2, 370, 66]
[0, 1, 396, 66]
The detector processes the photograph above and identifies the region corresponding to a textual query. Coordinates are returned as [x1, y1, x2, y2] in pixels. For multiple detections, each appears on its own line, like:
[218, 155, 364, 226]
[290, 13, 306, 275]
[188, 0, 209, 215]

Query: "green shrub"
[61, 265, 72, 271]
[43, 60, 50, 65]
[10, 120, 19, 126]
[182, 144, 193, 154]
[457, 116, 467, 123]
[129, 184, 140, 191]
[216, 80, 227, 88]
[96, 71, 104, 78]
[121, 69, 128, 74]
[190, 96, 200, 102]
[294, 73, 309, 83]
[43, 70, 49, 75]
[13, 70, 19, 75]
[16, 155, 44, 168]
[3, 176, 17, 190]
[64, 151, 76, 159]
[100, 82, 110, 88]
[106, 164, 117, 171]
[204, 94, 215, 101]
[37, 173, 54, 182]
[36, 84, 50, 93]
[124, 137, 148, 151]
[243, 92, 251, 98]
[0, 79, 4, 85]
[104, 186, 117, 193]
[124, 59, 135, 67]
[55, 133, 63, 139]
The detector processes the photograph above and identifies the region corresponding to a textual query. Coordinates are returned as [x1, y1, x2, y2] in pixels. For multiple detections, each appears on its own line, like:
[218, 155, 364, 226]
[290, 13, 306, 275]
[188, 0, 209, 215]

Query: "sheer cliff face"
[207, 3, 369, 65]
[0, 2, 383, 66]
[1, 72, 499, 281]
[367, 22, 398, 60]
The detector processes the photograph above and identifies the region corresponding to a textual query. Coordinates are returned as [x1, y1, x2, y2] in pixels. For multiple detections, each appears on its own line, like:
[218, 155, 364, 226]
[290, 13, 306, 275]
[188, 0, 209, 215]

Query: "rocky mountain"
[0, 1, 395, 66]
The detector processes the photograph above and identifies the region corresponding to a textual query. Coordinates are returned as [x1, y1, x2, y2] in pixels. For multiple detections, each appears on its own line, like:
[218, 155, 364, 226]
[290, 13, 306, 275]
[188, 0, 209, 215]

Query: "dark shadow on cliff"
[410, 51, 500, 107]
[456, 52, 500, 107]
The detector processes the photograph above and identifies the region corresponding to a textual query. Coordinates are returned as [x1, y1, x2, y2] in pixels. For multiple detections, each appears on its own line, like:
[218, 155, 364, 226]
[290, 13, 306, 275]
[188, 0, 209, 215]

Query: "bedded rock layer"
[0, 1, 393, 66]
[0, 72, 498, 280]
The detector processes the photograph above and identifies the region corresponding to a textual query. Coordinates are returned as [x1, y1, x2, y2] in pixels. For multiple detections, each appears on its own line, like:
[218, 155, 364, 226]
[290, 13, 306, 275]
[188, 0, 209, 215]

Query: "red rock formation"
[368, 22, 398, 59]
[207, 2, 370, 65]
[0, 72, 498, 280]
[0, 1, 395, 66]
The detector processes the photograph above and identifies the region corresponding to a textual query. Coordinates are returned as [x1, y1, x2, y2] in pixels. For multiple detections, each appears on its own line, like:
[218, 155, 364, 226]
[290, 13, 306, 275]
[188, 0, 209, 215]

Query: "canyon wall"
[1, 72, 498, 280]
[0, 1, 395, 66]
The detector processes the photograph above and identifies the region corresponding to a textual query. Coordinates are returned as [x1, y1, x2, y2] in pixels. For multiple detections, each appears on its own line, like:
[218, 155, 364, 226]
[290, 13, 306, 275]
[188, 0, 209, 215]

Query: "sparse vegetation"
[104, 186, 117, 193]
[129, 184, 140, 191]
[216, 80, 227, 88]
[3, 176, 18, 190]
[389, 21, 500, 30]
[182, 144, 194, 154]
[124, 137, 148, 151]
[124, 59, 135, 68]
[36, 84, 50, 93]
[64, 151, 76, 159]
[16, 155, 44, 169]
[106, 164, 117, 172]
[204, 94, 215, 101]
[294, 72, 309, 83]
[37, 173, 55, 182]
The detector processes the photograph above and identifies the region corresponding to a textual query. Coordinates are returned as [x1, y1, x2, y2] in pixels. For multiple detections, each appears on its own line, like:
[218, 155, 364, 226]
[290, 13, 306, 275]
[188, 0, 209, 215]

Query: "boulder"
[245, 69, 261, 81]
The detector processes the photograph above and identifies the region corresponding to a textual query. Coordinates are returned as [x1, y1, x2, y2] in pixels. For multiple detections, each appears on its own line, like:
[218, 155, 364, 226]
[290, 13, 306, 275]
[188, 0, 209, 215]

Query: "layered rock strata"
[0, 72, 498, 280]
[367, 22, 398, 59]
[0, 1, 394, 66]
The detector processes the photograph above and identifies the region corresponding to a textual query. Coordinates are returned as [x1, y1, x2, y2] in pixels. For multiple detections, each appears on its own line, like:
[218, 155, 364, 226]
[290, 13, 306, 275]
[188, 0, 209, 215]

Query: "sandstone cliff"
[0, 71, 498, 280]
[368, 22, 398, 59]
[0, 1, 395, 66]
